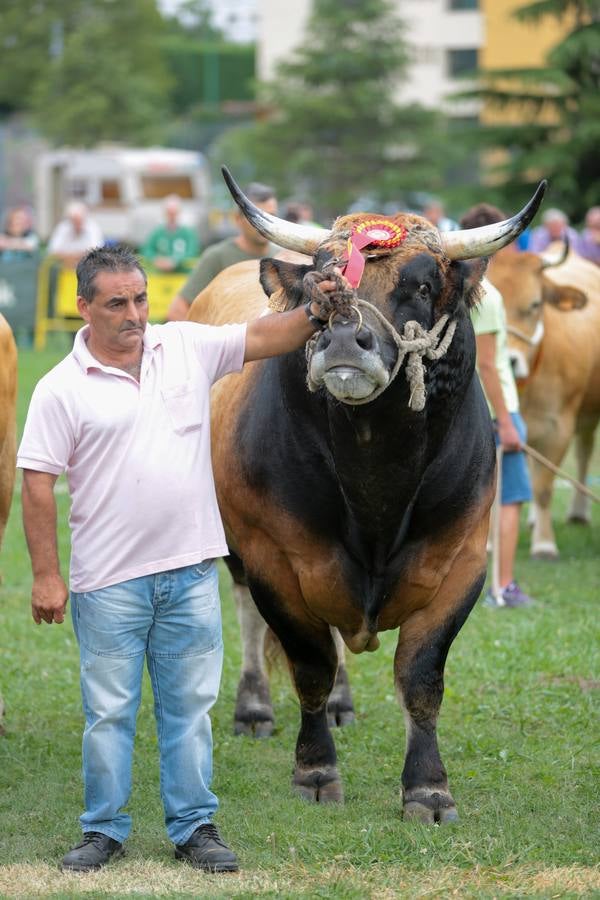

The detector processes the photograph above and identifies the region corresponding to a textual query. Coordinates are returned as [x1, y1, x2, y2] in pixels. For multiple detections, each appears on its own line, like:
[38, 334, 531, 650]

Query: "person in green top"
[142, 195, 199, 274]
[461, 203, 534, 610]
[167, 182, 279, 321]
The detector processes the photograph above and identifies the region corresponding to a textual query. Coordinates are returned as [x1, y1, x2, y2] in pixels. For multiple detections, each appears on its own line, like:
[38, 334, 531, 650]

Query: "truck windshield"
[141, 176, 194, 199]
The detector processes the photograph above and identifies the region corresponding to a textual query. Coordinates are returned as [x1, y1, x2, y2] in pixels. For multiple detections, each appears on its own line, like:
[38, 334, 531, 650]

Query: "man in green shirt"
[462, 204, 534, 609]
[142, 195, 199, 274]
[167, 183, 278, 321]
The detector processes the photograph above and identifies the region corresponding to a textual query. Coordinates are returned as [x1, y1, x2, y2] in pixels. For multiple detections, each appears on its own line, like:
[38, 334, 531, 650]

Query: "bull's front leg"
[395, 570, 486, 824]
[248, 576, 344, 803]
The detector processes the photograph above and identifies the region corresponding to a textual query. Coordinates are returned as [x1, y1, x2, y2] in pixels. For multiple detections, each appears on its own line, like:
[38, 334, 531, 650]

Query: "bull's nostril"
[355, 328, 374, 351]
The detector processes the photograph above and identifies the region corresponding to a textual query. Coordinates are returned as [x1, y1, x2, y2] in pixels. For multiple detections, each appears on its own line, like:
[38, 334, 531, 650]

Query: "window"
[447, 48, 478, 78]
[100, 180, 123, 207]
[141, 176, 194, 200]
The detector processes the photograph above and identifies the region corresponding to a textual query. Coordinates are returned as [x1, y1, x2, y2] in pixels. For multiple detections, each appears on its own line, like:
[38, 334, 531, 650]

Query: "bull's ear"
[542, 281, 588, 311]
[443, 258, 488, 311]
[462, 258, 489, 308]
[260, 258, 314, 310]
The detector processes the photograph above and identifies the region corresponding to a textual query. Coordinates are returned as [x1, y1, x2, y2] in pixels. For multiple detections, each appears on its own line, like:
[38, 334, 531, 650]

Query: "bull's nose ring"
[327, 304, 363, 332]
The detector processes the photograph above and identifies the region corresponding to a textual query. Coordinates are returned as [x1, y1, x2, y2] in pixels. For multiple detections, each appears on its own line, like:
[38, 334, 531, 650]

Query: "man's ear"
[259, 258, 314, 310]
[76, 296, 91, 322]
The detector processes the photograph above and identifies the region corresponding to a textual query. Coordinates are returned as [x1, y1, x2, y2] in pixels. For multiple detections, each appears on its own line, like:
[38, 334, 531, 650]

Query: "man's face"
[236, 197, 278, 247]
[77, 268, 148, 356]
[546, 217, 566, 240]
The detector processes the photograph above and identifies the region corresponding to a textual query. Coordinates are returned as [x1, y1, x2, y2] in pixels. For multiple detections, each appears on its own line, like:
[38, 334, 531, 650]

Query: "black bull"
[188, 174, 546, 823]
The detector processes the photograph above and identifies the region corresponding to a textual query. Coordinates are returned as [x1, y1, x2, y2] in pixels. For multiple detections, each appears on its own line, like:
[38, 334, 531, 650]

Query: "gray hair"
[76, 245, 147, 302]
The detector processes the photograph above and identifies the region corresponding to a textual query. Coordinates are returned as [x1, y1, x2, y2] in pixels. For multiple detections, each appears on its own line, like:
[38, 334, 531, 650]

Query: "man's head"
[584, 206, 600, 242]
[235, 182, 277, 251]
[76, 246, 149, 358]
[541, 208, 569, 240]
[459, 203, 506, 230]
[66, 200, 88, 234]
[163, 194, 182, 228]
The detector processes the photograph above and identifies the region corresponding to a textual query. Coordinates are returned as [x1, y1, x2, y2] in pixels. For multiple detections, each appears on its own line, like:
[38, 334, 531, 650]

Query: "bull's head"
[222, 167, 546, 405]
[488, 243, 588, 380]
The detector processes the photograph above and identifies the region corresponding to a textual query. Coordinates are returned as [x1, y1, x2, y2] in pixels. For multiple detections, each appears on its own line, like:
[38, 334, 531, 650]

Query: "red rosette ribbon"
[341, 219, 408, 288]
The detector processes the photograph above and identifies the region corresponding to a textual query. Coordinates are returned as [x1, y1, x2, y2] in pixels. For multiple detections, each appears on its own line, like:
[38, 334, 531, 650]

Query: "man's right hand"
[31, 574, 69, 625]
[497, 415, 522, 452]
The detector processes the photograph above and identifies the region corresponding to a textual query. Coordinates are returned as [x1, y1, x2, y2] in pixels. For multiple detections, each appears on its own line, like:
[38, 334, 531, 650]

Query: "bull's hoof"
[233, 712, 274, 738]
[293, 767, 344, 804]
[327, 703, 355, 729]
[531, 549, 560, 561]
[327, 667, 356, 728]
[402, 789, 458, 825]
[567, 514, 591, 526]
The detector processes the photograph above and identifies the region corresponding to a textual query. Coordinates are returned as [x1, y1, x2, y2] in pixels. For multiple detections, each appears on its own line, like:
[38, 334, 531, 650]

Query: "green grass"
[0, 347, 598, 898]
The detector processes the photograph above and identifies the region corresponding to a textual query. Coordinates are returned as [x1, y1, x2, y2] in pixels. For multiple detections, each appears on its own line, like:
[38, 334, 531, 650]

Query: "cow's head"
[488, 245, 588, 380]
[222, 167, 546, 405]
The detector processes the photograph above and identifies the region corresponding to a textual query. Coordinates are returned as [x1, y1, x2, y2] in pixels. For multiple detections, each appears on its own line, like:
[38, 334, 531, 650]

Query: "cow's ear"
[542, 281, 588, 311]
[260, 258, 314, 310]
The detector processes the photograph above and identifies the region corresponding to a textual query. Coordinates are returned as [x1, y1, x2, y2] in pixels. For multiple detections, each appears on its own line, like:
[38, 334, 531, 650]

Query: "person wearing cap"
[575, 206, 600, 266]
[166, 182, 279, 321]
[141, 194, 199, 273]
[528, 207, 578, 254]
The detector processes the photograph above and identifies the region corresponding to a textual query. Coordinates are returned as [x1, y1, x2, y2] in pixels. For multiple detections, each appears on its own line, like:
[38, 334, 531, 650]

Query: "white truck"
[34, 145, 211, 247]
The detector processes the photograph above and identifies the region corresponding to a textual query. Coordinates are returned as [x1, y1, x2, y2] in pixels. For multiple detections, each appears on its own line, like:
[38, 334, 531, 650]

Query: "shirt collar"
[72, 323, 162, 374]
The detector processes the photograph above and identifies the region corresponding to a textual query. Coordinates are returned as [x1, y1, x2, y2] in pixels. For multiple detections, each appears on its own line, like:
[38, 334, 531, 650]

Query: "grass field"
[0, 344, 598, 898]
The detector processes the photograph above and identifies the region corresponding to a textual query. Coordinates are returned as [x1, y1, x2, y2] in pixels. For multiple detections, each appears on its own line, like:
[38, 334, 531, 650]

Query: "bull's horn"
[440, 180, 548, 260]
[222, 166, 331, 255]
[541, 236, 569, 269]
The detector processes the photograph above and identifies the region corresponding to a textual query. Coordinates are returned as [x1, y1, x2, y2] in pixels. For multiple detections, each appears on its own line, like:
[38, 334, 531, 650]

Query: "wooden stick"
[522, 442, 600, 504]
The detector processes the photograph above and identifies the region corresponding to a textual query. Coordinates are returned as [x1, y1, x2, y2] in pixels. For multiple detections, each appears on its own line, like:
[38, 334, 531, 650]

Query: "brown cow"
[488, 246, 600, 558]
[189, 170, 545, 822]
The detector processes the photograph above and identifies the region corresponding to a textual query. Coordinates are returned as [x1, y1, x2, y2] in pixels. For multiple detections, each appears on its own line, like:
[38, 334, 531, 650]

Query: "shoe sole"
[175, 849, 239, 873]
[60, 846, 124, 873]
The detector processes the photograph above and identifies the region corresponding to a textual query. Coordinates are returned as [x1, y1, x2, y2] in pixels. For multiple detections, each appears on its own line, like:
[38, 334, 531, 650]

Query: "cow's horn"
[541, 236, 569, 269]
[222, 166, 331, 255]
[440, 180, 548, 260]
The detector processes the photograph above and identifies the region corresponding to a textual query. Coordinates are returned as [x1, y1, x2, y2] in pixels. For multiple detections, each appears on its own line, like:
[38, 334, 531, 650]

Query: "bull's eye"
[418, 282, 431, 297]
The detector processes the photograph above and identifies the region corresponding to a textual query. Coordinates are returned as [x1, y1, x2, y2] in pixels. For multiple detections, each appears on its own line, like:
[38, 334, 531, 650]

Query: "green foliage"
[161, 38, 256, 113]
[212, 0, 445, 220]
[453, 0, 600, 221]
[0, 0, 171, 146]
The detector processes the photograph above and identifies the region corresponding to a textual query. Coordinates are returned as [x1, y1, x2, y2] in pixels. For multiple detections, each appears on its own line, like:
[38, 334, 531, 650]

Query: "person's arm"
[475, 332, 521, 451]
[166, 249, 219, 320]
[22, 470, 68, 625]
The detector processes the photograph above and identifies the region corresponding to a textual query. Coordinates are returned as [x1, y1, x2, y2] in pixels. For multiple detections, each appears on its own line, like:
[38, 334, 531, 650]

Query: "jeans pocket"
[191, 559, 215, 579]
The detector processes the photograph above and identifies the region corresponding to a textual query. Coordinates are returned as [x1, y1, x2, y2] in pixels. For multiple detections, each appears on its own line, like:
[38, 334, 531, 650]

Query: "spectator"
[528, 207, 578, 254]
[461, 203, 534, 609]
[141, 194, 199, 273]
[0, 206, 39, 260]
[47, 201, 104, 268]
[283, 200, 319, 226]
[422, 197, 459, 232]
[574, 206, 600, 266]
[167, 182, 279, 321]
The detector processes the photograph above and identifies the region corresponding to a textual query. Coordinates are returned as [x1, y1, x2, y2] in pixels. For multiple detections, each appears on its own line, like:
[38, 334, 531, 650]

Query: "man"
[422, 197, 459, 233]
[575, 205, 600, 266]
[47, 201, 104, 268]
[166, 182, 279, 321]
[528, 207, 578, 254]
[141, 194, 199, 273]
[460, 204, 534, 609]
[18, 245, 336, 874]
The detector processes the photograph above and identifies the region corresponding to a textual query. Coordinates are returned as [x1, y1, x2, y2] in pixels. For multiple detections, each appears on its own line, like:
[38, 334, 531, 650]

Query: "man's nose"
[126, 300, 141, 321]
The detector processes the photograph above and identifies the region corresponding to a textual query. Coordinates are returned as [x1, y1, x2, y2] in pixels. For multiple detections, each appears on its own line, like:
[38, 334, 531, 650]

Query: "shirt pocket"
[161, 380, 203, 435]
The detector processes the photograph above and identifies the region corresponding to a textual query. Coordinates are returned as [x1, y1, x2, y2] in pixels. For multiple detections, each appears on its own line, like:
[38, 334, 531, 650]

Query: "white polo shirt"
[17, 321, 246, 592]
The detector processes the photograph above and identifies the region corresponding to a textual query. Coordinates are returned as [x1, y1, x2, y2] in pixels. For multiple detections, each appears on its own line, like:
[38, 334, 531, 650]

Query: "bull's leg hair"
[327, 627, 356, 728]
[395, 572, 485, 824]
[247, 575, 343, 803]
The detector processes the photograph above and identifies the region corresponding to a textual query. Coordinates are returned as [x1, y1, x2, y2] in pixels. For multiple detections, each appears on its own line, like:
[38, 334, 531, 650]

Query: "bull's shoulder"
[187, 260, 267, 327]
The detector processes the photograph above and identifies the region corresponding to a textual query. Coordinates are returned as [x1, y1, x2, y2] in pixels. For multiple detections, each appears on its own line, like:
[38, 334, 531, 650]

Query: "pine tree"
[455, 0, 600, 221]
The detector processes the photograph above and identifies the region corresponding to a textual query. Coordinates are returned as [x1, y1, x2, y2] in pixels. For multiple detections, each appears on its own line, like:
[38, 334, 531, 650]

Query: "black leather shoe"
[175, 823, 239, 872]
[61, 831, 124, 872]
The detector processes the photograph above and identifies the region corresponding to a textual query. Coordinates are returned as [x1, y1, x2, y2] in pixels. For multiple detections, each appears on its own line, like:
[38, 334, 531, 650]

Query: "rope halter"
[307, 297, 457, 411]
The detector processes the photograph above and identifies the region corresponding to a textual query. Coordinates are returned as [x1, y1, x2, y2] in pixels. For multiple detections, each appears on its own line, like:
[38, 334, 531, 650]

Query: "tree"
[213, 0, 445, 221]
[454, 0, 600, 222]
[0, 0, 171, 146]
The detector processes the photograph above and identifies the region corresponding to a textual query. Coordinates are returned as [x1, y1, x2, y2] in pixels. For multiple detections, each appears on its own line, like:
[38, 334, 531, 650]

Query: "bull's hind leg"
[225, 554, 274, 737]
[248, 576, 343, 803]
[567, 413, 598, 524]
[395, 571, 485, 824]
[328, 627, 356, 728]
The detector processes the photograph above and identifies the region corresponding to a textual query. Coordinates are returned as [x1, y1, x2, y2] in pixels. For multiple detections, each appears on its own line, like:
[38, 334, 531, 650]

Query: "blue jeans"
[70, 561, 223, 845]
